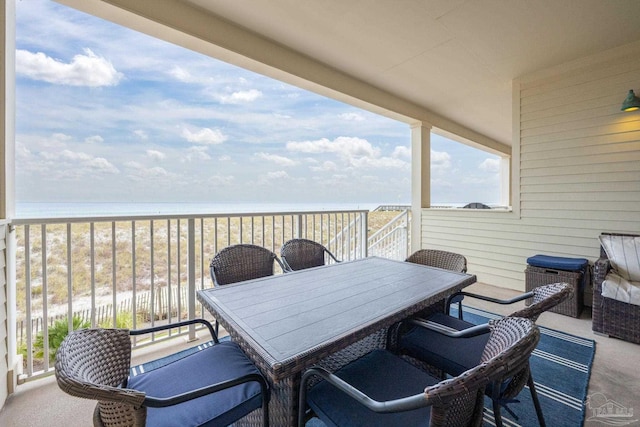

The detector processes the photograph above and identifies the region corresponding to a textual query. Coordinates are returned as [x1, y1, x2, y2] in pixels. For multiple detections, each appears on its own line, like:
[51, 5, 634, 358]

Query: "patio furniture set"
[53, 233, 639, 426]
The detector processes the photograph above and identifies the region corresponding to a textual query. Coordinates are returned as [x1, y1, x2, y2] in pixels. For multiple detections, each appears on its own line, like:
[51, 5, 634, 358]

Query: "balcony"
[1, 207, 639, 426]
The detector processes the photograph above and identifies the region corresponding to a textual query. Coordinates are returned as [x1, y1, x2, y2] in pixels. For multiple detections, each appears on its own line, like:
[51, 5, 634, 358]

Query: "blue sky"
[14, 0, 501, 210]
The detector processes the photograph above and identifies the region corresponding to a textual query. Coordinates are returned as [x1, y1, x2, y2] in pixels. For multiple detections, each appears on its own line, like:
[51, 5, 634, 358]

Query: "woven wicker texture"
[592, 232, 640, 344]
[406, 249, 467, 273]
[428, 317, 539, 427]
[280, 239, 339, 271]
[209, 244, 285, 286]
[55, 328, 147, 427]
[525, 266, 585, 317]
[515, 282, 574, 321]
[496, 283, 572, 405]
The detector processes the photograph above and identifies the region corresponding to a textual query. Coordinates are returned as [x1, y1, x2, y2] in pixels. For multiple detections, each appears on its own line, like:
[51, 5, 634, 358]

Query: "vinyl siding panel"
[421, 42, 640, 290]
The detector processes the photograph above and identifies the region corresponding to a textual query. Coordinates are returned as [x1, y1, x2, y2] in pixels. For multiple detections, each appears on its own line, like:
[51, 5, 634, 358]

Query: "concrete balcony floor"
[1, 282, 639, 426]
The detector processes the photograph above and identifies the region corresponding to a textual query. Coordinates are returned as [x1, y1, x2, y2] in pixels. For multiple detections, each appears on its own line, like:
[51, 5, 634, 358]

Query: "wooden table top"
[197, 256, 476, 381]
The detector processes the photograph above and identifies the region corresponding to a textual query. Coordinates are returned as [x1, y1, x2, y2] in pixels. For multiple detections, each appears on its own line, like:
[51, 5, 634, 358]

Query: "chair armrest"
[143, 372, 269, 408]
[274, 255, 289, 273]
[130, 319, 218, 344]
[408, 318, 491, 338]
[593, 257, 611, 292]
[325, 249, 341, 264]
[299, 367, 427, 416]
[444, 290, 534, 315]
[281, 257, 294, 273]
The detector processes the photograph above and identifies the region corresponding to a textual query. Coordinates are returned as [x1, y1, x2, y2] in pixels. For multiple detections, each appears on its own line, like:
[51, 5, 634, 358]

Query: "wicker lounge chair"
[280, 238, 340, 271]
[394, 282, 572, 427]
[55, 319, 270, 427]
[406, 249, 468, 319]
[592, 232, 640, 344]
[298, 317, 539, 427]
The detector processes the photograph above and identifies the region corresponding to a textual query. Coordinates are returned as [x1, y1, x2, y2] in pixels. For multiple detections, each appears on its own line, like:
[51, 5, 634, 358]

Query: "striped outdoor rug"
[457, 306, 595, 427]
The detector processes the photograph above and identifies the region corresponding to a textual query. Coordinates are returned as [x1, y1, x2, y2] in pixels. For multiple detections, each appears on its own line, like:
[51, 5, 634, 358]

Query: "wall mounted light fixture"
[621, 89, 640, 112]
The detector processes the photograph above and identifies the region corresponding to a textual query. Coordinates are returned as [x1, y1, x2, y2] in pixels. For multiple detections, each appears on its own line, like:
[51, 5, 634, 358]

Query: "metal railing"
[367, 209, 411, 260]
[11, 209, 368, 381]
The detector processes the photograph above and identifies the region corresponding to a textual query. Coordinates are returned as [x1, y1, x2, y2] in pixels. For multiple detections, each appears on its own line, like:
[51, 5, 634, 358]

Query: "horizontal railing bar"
[11, 209, 369, 225]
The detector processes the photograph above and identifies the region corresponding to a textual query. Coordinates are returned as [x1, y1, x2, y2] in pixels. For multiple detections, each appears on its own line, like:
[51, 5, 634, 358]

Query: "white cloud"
[125, 162, 173, 181]
[146, 150, 166, 160]
[36, 149, 119, 178]
[219, 89, 262, 104]
[431, 150, 452, 173]
[85, 135, 104, 144]
[16, 48, 123, 87]
[287, 136, 409, 171]
[287, 136, 380, 159]
[181, 127, 227, 145]
[479, 158, 501, 173]
[168, 66, 193, 82]
[219, 155, 231, 162]
[310, 161, 338, 172]
[267, 171, 289, 179]
[134, 130, 148, 140]
[258, 170, 290, 185]
[254, 152, 297, 166]
[209, 174, 235, 186]
[340, 112, 365, 121]
[52, 133, 73, 142]
[183, 145, 211, 161]
[392, 146, 410, 159]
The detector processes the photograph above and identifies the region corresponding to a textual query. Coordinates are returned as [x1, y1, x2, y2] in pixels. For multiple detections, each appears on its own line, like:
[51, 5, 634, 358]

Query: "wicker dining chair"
[209, 243, 286, 286]
[406, 249, 468, 319]
[55, 319, 270, 427]
[298, 317, 539, 427]
[280, 238, 340, 271]
[209, 244, 286, 334]
[394, 282, 573, 427]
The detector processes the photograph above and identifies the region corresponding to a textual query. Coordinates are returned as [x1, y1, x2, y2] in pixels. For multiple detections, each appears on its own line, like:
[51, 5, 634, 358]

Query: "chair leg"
[457, 301, 464, 320]
[492, 399, 504, 427]
[528, 374, 546, 427]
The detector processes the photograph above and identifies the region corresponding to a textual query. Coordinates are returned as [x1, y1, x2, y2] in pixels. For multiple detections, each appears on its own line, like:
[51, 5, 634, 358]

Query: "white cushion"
[602, 273, 640, 306]
[599, 235, 640, 282]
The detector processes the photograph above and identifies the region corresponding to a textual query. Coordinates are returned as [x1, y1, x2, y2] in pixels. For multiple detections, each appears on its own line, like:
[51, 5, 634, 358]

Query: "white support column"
[500, 156, 511, 207]
[410, 122, 431, 254]
[1, 0, 16, 406]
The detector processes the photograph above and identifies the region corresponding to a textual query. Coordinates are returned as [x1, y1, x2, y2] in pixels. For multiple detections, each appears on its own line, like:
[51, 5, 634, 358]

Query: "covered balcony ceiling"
[59, 0, 640, 149]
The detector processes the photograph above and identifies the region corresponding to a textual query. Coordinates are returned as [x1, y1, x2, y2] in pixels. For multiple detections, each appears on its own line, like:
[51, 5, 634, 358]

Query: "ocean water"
[15, 201, 389, 218]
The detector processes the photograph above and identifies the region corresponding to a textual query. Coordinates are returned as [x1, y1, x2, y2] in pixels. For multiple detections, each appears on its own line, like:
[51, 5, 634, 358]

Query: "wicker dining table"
[197, 256, 476, 427]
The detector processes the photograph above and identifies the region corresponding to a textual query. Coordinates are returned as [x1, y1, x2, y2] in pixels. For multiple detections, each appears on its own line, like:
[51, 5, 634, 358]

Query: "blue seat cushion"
[307, 349, 436, 427]
[398, 313, 487, 376]
[127, 341, 264, 427]
[526, 254, 588, 272]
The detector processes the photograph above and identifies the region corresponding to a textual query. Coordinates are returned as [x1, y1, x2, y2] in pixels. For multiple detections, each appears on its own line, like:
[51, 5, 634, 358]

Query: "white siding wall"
[421, 42, 640, 291]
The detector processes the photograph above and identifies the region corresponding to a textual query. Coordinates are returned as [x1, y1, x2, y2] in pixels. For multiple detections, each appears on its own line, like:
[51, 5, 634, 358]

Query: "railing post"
[187, 218, 197, 341]
[296, 214, 303, 239]
[362, 211, 368, 257]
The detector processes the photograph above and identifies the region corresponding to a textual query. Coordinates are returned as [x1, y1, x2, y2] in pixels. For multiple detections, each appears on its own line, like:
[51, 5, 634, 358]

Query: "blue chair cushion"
[127, 341, 264, 427]
[307, 349, 436, 427]
[398, 313, 487, 376]
[526, 254, 588, 272]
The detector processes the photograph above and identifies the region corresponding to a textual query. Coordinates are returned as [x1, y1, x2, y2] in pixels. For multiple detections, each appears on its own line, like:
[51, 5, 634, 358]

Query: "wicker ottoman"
[525, 255, 589, 318]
